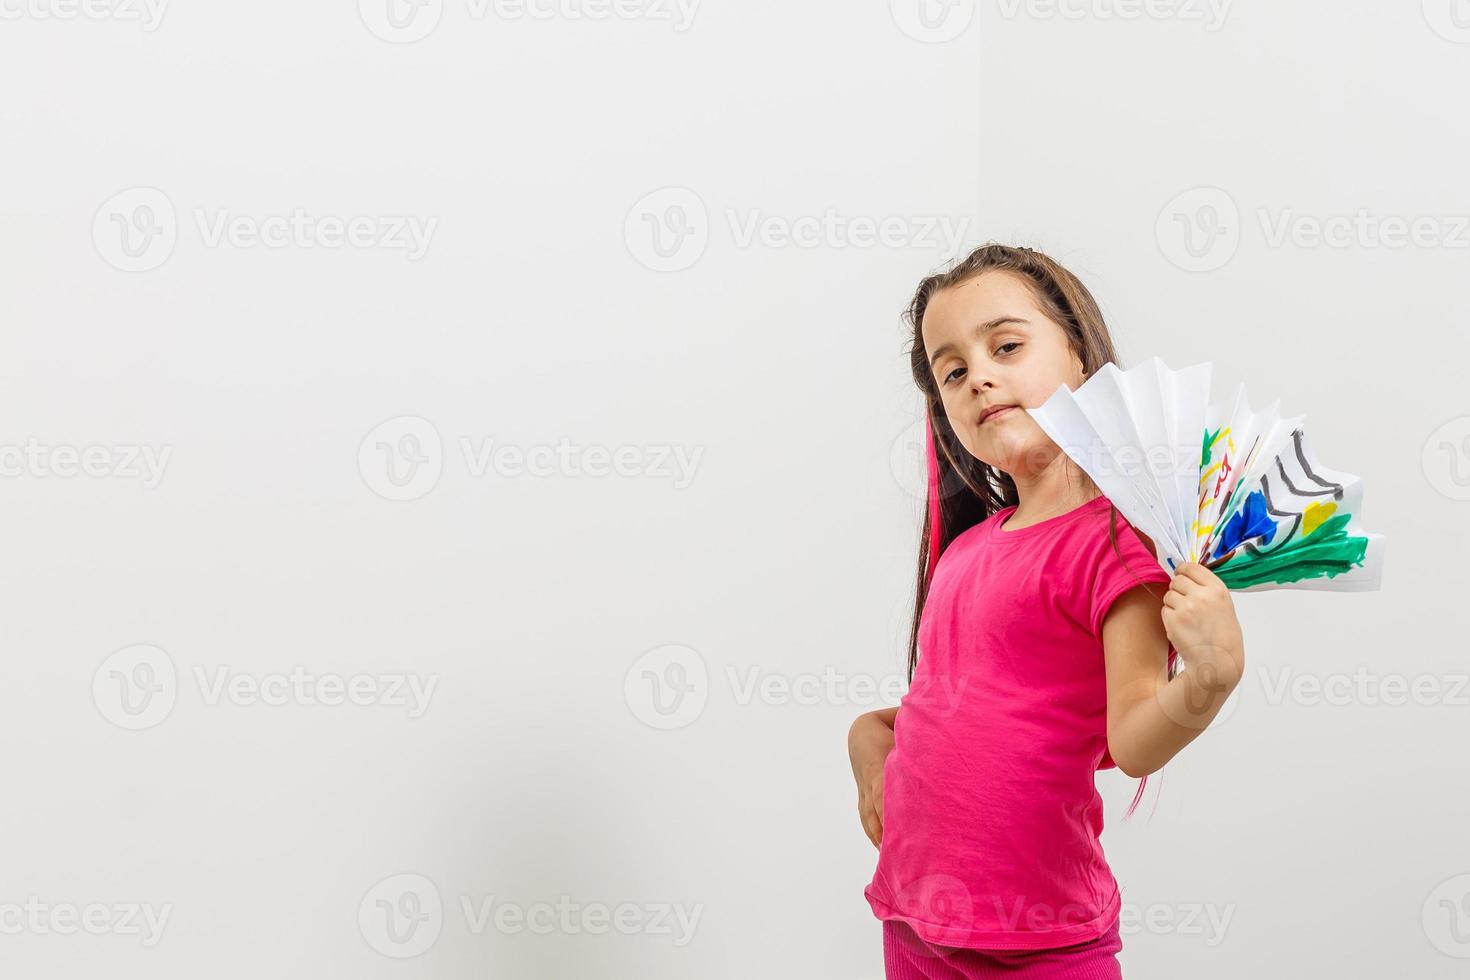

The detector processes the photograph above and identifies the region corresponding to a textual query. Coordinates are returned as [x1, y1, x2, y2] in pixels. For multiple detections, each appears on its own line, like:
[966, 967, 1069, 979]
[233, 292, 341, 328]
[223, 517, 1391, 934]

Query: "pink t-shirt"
[864, 493, 1172, 950]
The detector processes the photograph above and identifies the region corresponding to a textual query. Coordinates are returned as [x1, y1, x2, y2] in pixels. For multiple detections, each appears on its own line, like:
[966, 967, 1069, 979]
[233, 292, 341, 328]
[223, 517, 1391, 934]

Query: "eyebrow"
[928, 317, 1028, 368]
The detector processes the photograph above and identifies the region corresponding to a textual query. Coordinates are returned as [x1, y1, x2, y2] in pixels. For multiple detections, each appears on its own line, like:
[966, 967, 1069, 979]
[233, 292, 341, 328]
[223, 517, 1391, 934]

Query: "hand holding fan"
[1025, 357, 1384, 592]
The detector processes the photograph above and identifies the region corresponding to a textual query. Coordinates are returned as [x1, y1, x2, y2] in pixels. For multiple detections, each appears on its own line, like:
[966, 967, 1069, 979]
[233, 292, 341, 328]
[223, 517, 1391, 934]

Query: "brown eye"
[997, 342, 1021, 356]
[944, 366, 965, 384]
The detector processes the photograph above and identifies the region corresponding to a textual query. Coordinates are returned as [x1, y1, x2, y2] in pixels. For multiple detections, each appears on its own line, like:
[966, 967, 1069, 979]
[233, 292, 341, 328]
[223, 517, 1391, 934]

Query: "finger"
[1175, 563, 1214, 588]
[1191, 560, 1223, 584]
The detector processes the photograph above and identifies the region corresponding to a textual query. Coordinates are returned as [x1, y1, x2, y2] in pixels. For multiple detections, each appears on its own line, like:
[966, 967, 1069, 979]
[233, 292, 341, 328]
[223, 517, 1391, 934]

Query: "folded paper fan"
[1025, 357, 1384, 593]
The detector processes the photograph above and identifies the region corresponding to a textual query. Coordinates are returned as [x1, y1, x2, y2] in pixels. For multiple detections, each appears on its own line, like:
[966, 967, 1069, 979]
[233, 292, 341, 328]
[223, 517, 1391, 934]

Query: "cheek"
[938, 389, 968, 427]
[1013, 380, 1052, 411]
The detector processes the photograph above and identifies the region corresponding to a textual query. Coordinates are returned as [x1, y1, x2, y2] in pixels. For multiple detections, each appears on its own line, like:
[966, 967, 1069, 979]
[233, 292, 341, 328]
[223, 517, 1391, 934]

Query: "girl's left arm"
[1100, 562, 1246, 778]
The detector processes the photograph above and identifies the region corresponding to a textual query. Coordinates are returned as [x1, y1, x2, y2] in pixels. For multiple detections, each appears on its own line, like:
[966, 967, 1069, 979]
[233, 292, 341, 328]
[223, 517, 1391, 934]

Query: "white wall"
[0, 0, 1462, 976]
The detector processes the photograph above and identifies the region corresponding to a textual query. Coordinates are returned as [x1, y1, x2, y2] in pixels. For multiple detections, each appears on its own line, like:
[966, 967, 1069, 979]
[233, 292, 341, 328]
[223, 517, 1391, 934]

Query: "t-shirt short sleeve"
[1088, 512, 1173, 637]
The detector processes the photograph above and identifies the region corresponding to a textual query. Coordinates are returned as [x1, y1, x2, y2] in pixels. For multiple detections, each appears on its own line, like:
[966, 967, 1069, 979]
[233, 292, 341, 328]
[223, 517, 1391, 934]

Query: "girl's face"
[922, 270, 1087, 475]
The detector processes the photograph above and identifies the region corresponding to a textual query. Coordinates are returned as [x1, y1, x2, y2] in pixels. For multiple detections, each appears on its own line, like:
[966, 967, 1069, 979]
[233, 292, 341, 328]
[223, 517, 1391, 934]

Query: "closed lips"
[980, 405, 1017, 424]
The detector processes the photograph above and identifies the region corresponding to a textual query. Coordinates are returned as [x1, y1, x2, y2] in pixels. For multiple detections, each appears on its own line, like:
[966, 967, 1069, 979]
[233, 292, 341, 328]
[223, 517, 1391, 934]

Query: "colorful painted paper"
[1025, 357, 1384, 592]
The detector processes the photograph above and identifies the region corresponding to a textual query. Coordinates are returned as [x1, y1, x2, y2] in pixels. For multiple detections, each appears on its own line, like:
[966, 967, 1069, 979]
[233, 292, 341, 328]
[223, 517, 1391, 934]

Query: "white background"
[1, 0, 1466, 976]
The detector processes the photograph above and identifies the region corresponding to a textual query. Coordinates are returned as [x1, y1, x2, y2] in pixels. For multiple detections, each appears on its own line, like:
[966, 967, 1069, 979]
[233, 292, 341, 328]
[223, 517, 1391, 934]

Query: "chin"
[986, 435, 1047, 476]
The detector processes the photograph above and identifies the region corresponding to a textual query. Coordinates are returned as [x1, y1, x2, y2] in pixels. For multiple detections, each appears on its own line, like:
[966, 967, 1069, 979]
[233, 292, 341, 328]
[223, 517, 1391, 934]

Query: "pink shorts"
[883, 916, 1123, 980]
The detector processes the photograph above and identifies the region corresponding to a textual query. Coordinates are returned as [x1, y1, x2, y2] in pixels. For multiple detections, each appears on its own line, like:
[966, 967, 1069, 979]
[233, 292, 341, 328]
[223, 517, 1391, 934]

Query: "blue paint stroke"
[1210, 489, 1276, 560]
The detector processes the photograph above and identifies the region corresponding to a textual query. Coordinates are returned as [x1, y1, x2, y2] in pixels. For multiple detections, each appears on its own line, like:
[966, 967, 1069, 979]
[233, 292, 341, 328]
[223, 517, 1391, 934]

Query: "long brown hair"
[904, 243, 1174, 815]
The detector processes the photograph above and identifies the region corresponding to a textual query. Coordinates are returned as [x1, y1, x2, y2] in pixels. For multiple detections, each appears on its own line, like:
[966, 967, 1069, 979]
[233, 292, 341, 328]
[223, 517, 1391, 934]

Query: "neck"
[1004, 454, 1100, 526]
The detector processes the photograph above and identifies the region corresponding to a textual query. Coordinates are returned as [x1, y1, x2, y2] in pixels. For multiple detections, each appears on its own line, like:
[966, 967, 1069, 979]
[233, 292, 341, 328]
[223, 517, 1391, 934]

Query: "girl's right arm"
[847, 707, 898, 848]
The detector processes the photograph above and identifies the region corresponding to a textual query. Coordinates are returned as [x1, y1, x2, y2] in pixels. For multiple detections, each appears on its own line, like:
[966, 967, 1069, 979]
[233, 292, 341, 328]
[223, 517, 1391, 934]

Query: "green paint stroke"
[1214, 512, 1369, 588]
[1200, 426, 1225, 470]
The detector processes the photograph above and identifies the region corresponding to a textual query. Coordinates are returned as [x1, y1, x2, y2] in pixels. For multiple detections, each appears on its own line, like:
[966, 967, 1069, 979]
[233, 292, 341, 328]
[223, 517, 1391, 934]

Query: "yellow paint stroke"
[1302, 501, 1337, 537]
[1191, 428, 1240, 563]
[1199, 428, 1233, 493]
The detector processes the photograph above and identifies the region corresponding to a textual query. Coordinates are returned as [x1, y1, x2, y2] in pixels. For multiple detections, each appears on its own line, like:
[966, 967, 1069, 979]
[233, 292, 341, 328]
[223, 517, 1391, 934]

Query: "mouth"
[978, 404, 1018, 425]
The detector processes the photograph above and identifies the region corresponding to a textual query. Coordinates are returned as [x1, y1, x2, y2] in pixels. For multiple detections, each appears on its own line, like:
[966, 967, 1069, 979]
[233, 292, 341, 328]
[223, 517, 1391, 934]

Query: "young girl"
[849, 244, 1246, 979]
